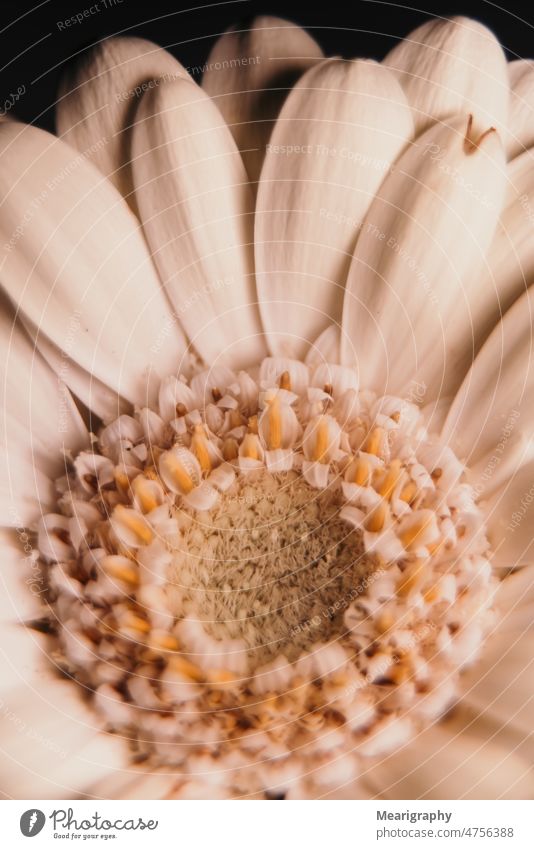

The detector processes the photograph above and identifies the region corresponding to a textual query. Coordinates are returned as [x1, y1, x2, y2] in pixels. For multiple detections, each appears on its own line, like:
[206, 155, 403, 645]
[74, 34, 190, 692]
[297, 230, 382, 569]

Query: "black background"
[1, 0, 533, 132]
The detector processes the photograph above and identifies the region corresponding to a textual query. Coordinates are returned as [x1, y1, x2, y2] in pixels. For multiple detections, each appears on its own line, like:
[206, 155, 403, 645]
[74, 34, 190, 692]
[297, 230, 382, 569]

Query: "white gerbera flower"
[1, 15, 534, 800]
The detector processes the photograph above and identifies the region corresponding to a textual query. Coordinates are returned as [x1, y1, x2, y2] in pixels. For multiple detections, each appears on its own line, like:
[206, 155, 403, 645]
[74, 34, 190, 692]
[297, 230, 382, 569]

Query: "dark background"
[1, 0, 533, 132]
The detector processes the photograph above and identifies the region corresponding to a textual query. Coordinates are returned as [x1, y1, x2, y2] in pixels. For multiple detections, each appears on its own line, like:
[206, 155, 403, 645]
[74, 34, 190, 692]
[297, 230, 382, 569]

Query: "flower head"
[1, 15, 534, 800]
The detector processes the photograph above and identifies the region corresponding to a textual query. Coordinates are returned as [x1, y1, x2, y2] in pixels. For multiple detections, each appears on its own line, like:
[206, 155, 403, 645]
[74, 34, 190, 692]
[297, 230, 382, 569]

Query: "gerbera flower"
[1, 15, 533, 800]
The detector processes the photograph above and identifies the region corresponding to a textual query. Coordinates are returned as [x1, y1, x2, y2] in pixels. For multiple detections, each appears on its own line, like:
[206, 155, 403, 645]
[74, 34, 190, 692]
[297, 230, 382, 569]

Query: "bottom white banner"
[2, 800, 533, 848]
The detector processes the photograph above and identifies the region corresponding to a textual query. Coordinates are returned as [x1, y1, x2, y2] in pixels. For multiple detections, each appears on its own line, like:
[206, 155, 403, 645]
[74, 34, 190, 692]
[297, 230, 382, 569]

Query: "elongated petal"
[0, 122, 188, 408]
[384, 16, 509, 139]
[341, 115, 506, 399]
[56, 37, 188, 209]
[467, 148, 534, 356]
[461, 567, 534, 756]
[507, 60, 534, 160]
[202, 16, 322, 189]
[256, 59, 413, 360]
[132, 78, 266, 370]
[0, 305, 88, 526]
[23, 318, 130, 423]
[364, 708, 534, 799]
[442, 287, 534, 482]
[482, 460, 534, 568]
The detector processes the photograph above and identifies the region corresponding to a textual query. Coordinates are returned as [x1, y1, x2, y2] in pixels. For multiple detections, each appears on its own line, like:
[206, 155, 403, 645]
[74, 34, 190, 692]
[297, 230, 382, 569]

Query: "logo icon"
[20, 810, 46, 837]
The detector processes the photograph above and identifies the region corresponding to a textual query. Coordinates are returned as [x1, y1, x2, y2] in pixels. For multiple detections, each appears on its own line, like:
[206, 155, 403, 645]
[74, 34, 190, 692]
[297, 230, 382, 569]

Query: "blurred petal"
[256, 59, 412, 359]
[461, 566, 534, 754]
[442, 287, 534, 485]
[132, 78, 266, 370]
[384, 16, 509, 139]
[470, 147, 534, 349]
[56, 37, 188, 210]
[0, 122, 188, 409]
[507, 60, 534, 160]
[0, 305, 87, 526]
[202, 16, 322, 189]
[341, 115, 506, 399]
[364, 709, 533, 799]
[482, 460, 534, 568]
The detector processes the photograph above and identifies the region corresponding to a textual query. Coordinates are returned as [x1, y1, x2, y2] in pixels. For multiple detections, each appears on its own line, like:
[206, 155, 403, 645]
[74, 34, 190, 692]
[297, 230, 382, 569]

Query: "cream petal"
[256, 59, 413, 359]
[23, 317, 130, 423]
[384, 16, 509, 139]
[341, 115, 506, 400]
[202, 16, 322, 189]
[56, 37, 188, 210]
[132, 77, 266, 370]
[482, 459, 534, 568]
[507, 60, 534, 160]
[469, 148, 534, 353]
[364, 709, 534, 799]
[442, 287, 534, 476]
[305, 325, 340, 368]
[0, 678, 126, 798]
[0, 122, 187, 409]
[0, 307, 88, 527]
[461, 567, 534, 755]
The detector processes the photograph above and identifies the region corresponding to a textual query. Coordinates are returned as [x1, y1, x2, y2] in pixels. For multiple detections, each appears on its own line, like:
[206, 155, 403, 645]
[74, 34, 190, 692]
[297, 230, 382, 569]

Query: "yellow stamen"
[164, 453, 195, 494]
[114, 469, 131, 496]
[114, 505, 153, 545]
[279, 370, 291, 391]
[378, 458, 403, 499]
[247, 415, 258, 435]
[364, 426, 384, 456]
[397, 559, 426, 597]
[103, 555, 139, 586]
[400, 515, 433, 549]
[350, 455, 372, 486]
[365, 500, 387, 533]
[169, 655, 204, 682]
[121, 609, 150, 634]
[313, 418, 329, 463]
[132, 476, 160, 514]
[267, 396, 281, 450]
[150, 631, 180, 652]
[241, 433, 260, 460]
[191, 425, 211, 473]
[400, 480, 417, 503]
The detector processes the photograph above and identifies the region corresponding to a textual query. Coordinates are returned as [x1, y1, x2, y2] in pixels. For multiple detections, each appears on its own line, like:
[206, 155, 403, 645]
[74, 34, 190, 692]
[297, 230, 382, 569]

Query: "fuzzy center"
[167, 470, 368, 663]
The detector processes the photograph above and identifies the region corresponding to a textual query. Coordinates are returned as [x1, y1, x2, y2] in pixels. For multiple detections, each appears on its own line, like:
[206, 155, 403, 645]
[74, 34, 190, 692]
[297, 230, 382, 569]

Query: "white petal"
[0, 309, 88, 526]
[461, 569, 534, 758]
[384, 16, 509, 139]
[442, 287, 534, 473]
[507, 60, 534, 160]
[341, 115, 506, 399]
[483, 459, 534, 568]
[305, 324, 340, 368]
[470, 147, 534, 351]
[132, 77, 266, 370]
[23, 317, 130, 423]
[202, 16, 322, 188]
[56, 37, 188, 209]
[256, 59, 413, 359]
[365, 709, 534, 799]
[0, 122, 188, 408]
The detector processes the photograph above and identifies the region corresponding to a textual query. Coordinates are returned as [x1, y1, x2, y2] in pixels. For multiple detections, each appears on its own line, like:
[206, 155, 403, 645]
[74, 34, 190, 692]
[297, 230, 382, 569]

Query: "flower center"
[171, 469, 367, 662]
[33, 357, 497, 797]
